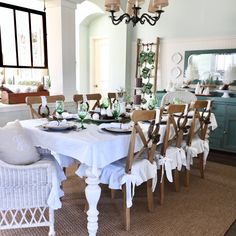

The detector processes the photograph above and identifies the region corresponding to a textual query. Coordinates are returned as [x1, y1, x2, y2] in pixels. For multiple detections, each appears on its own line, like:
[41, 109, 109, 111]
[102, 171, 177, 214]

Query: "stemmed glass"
[78, 103, 88, 129]
[55, 100, 64, 119]
[112, 101, 120, 120]
[101, 98, 109, 109]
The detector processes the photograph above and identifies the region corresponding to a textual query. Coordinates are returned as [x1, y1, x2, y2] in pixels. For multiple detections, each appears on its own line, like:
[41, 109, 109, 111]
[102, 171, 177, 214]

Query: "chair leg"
[122, 185, 130, 231]
[199, 153, 205, 179]
[185, 168, 190, 187]
[146, 179, 154, 212]
[111, 189, 116, 199]
[159, 177, 165, 205]
[48, 208, 55, 236]
[173, 169, 180, 192]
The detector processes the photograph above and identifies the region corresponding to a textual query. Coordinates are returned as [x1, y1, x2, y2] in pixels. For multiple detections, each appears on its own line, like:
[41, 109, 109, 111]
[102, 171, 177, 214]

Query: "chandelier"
[105, 0, 169, 26]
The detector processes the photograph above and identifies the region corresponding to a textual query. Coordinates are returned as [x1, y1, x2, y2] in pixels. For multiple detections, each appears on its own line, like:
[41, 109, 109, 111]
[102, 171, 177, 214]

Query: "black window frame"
[0, 2, 48, 69]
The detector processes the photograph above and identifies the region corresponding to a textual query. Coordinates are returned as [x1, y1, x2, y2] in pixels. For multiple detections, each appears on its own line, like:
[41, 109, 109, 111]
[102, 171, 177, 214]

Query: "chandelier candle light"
[105, 0, 169, 26]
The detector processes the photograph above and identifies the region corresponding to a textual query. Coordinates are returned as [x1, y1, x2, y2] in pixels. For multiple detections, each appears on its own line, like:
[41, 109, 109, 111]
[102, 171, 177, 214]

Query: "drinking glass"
[112, 101, 120, 119]
[55, 100, 64, 118]
[101, 98, 109, 109]
[78, 103, 88, 129]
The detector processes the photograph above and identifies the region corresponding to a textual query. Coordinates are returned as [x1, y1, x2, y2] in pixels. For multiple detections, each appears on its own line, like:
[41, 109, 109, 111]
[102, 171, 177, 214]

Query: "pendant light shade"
[106, 5, 120, 12]
[126, 1, 133, 16]
[104, 0, 120, 8]
[152, 0, 169, 8]
[105, 0, 168, 26]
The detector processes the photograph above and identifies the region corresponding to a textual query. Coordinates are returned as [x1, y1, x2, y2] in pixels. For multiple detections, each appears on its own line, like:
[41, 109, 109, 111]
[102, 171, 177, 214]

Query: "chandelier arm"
[110, 12, 131, 25]
[139, 11, 163, 25]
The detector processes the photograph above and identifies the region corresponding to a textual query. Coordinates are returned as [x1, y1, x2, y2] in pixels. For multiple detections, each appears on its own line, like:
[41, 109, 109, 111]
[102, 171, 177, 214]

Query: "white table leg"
[85, 167, 101, 236]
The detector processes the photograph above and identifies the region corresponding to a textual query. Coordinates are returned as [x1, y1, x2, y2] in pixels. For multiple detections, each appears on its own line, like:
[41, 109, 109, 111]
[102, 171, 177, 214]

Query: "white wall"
[46, 0, 77, 101]
[89, 15, 127, 91]
[61, 1, 77, 101]
[78, 25, 89, 92]
[129, 0, 236, 90]
[159, 37, 236, 90]
[78, 14, 127, 94]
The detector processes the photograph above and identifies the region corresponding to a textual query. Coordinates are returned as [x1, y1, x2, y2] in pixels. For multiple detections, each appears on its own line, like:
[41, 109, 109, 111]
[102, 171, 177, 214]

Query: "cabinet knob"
[223, 130, 227, 134]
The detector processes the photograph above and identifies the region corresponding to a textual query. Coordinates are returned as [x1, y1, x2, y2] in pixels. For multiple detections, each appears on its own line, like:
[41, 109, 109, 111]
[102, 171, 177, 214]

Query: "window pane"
[0, 7, 17, 65]
[31, 13, 45, 67]
[16, 10, 31, 66]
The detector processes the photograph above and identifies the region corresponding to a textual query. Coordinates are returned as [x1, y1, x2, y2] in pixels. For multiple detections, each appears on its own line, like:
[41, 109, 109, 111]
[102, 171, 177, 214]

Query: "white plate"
[103, 127, 132, 134]
[171, 52, 182, 64]
[171, 66, 182, 79]
[42, 122, 74, 130]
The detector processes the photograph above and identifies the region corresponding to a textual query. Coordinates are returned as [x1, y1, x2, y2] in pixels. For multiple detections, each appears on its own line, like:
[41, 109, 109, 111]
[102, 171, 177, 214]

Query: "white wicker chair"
[0, 158, 57, 236]
[160, 91, 197, 107]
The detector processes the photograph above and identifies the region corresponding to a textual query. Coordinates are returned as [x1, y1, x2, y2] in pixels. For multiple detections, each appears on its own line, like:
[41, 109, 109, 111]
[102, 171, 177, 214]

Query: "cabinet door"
[209, 116, 224, 149]
[209, 103, 225, 150]
[224, 106, 236, 152]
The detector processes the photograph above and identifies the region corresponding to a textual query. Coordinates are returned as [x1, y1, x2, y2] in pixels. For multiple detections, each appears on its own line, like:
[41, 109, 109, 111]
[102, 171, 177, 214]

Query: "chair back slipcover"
[160, 91, 197, 107]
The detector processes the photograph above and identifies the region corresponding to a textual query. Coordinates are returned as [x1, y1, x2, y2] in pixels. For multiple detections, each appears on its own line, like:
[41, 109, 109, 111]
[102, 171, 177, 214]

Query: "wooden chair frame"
[159, 104, 189, 205]
[187, 100, 211, 179]
[108, 92, 126, 108]
[26, 95, 65, 119]
[73, 93, 102, 110]
[119, 110, 159, 231]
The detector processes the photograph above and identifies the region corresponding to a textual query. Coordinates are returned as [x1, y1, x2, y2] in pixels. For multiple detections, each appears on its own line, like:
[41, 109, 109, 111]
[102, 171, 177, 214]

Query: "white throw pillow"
[0, 120, 40, 165]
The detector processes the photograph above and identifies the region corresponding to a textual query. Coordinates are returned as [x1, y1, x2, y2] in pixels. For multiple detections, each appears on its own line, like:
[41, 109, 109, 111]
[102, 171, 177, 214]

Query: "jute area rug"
[1, 161, 236, 236]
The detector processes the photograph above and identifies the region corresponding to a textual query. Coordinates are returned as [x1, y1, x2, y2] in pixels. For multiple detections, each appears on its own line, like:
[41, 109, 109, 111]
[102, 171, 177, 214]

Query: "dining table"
[20, 112, 218, 236]
[20, 118, 145, 236]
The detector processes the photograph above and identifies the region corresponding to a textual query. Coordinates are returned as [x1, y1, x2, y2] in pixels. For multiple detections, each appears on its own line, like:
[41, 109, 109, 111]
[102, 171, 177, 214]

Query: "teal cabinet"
[199, 96, 236, 153]
[156, 91, 236, 153]
[223, 106, 236, 152]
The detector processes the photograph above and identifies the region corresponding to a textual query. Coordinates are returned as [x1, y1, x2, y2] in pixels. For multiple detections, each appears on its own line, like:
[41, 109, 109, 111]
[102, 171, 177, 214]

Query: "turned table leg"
[85, 167, 101, 236]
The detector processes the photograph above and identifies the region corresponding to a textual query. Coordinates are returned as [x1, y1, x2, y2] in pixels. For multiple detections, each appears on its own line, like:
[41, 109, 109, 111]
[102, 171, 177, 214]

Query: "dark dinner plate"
[102, 127, 132, 134]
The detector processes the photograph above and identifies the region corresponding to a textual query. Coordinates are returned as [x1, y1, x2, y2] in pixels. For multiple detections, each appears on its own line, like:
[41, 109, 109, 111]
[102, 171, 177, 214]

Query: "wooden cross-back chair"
[108, 92, 126, 108]
[26, 95, 65, 119]
[73, 93, 102, 110]
[186, 100, 212, 179]
[100, 110, 160, 231]
[158, 104, 189, 205]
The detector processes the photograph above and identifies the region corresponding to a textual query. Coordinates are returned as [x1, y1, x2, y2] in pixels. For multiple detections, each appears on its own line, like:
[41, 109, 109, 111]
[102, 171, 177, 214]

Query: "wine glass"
[101, 98, 109, 109]
[78, 103, 88, 129]
[112, 101, 120, 120]
[55, 100, 64, 119]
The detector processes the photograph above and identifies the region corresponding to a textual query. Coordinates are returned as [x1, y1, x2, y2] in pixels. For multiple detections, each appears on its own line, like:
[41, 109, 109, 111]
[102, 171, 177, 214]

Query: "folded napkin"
[61, 112, 77, 119]
[203, 87, 210, 95]
[41, 96, 47, 108]
[99, 122, 131, 130]
[195, 82, 201, 94]
[155, 108, 161, 124]
[48, 119, 67, 127]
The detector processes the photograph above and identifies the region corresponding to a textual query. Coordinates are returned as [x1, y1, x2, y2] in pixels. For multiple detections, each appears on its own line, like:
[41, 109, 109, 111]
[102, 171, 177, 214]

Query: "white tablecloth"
[20, 119, 143, 172]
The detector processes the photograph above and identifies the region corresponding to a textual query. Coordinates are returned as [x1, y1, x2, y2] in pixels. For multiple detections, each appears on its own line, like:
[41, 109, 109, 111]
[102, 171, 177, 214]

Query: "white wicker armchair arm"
[0, 159, 53, 210]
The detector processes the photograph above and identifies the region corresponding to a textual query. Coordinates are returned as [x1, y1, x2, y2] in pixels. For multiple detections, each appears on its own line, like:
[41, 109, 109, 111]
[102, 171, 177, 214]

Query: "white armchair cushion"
[0, 120, 40, 165]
